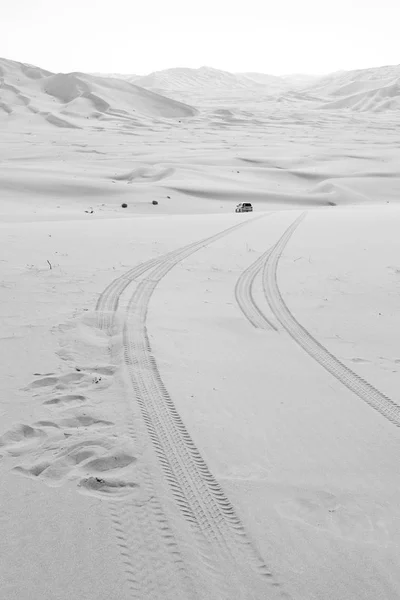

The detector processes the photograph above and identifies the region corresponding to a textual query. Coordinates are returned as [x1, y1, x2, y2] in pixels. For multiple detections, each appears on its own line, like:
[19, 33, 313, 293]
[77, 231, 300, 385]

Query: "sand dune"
[300, 63, 400, 111]
[320, 81, 400, 112]
[308, 64, 400, 97]
[91, 67, 315, 93]
[0, 58, 196, 130]
[136, 66, 257, 91]
[34, 61, 400, 114]
[133, 66, 292, 106]
[123, 63, 400, 113]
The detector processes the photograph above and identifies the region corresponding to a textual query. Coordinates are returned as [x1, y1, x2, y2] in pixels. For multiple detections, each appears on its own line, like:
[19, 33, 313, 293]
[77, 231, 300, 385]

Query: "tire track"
[96, 216, 261, 332]
[97, 261, 202, 599]
[123, 220, 287, 599]
[263, 212, 400, 427]
[235, 247, 277, 330]
[96, 214, 287, 599]
[96, 256, 160, 331]
[109, 486, 200, 600]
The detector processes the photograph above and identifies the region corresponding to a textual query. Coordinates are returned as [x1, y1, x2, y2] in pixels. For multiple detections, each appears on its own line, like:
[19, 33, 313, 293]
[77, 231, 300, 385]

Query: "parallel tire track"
[109, 485, 200, 600]
[263, 212, 400, 427]
[96, 215, 286, 598]
[96, 216, 261, 332]
[96, 256, 161, 331]
[235, 247, 277, 330]
[123, 220, 285, 598]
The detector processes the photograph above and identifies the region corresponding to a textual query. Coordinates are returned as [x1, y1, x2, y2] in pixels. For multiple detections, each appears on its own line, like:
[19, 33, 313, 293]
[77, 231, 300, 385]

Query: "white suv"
[235, 202, 253, 213]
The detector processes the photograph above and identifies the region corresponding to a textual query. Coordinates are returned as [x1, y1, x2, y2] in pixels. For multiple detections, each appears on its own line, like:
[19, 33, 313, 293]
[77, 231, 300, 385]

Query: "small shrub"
[152, 200, 158, 206]
[121, 203, 128, 208]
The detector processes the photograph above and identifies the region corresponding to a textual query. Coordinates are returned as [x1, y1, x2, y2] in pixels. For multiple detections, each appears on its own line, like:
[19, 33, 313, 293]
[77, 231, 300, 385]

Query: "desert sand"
[1, 57, 400, 599]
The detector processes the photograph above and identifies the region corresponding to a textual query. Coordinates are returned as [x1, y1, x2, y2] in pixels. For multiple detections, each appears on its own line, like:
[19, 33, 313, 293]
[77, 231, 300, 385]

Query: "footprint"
[55, 438, 114, 455]
[28, 372, 85, 390]
[29, 376, 60, 389]
[78, 365, 117, 376]
[53, 372, 91, 391]
[58, 415, 114, 429]
[58, 372, 87, 384]
[14, 437, 138, 498]
[14, 461, 52, 478]
[83, 453, 136, 473]
[34, 421, 61, 429]
[14, 447, 100, 485]
[55, 371, 111, 390]
[0, 424, 47, 456]
[33, 372, 55, 377]
[78, 476, 139, 499]
[13, 439, 109, 483]
[43, 394, 87, 407]
[27, 370, 113, 394]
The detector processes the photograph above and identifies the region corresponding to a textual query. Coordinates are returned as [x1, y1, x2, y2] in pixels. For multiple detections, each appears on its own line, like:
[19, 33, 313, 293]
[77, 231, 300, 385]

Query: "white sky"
[1, 0, 399, 76]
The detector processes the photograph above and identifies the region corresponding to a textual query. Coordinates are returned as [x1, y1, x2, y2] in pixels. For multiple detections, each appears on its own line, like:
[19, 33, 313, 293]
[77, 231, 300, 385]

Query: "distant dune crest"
[0, 57, 197, 129]
[88, 63, 400, 112]
[307, 64, 400, 111]
[1, 57, 400, 127]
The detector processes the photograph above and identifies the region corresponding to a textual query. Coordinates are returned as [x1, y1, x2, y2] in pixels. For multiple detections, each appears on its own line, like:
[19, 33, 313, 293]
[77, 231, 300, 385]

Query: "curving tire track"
[96, 255, 161, 331]
[235, 247, 277, 330]
[263, 212, 400, 428]
[96, 217, 261, 332]
[123, 220, 287, 598]
[96, 215, 288, 599]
